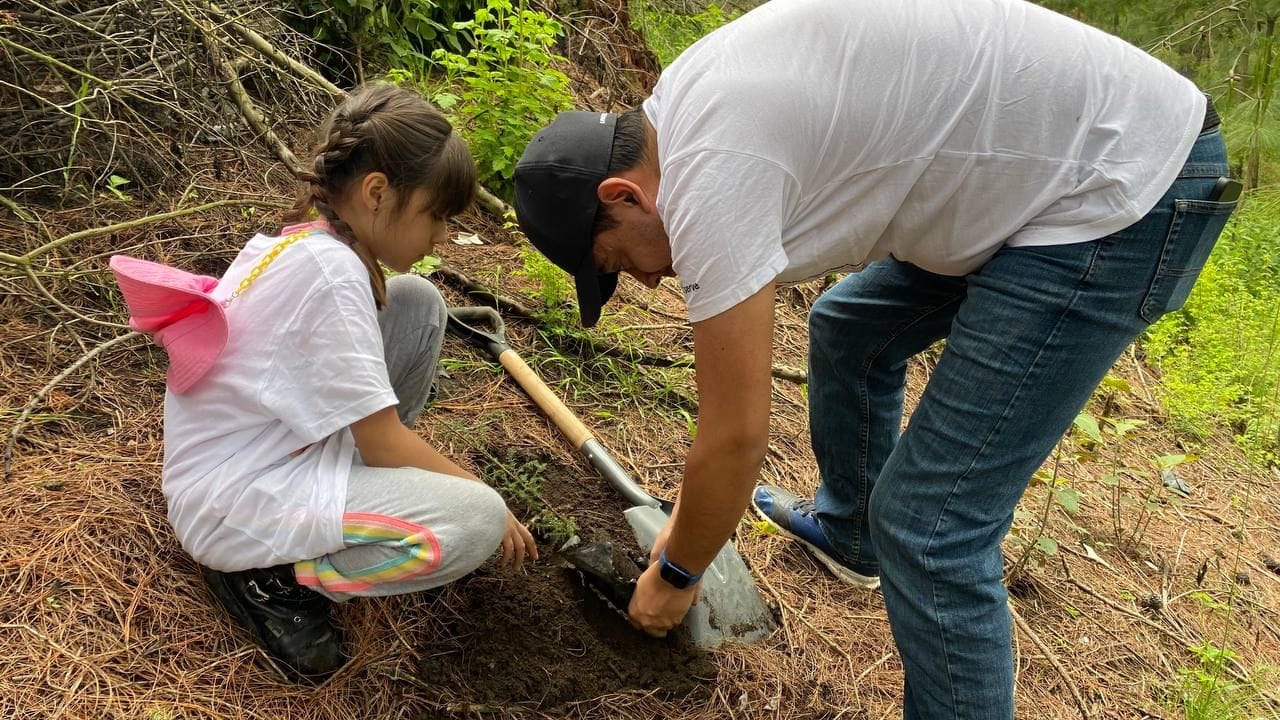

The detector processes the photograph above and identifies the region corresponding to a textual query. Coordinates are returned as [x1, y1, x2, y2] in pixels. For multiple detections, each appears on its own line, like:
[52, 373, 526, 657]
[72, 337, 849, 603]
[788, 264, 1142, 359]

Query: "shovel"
[445, 306, 777, 647]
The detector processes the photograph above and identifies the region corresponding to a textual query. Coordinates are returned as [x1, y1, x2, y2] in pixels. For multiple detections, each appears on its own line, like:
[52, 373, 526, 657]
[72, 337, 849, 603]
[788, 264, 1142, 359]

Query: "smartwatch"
[658, 549, 703, 590]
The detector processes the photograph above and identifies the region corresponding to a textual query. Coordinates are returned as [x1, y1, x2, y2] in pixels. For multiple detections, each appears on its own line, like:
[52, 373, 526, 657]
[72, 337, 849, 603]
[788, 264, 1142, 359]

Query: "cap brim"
[572, 256, 618, 328]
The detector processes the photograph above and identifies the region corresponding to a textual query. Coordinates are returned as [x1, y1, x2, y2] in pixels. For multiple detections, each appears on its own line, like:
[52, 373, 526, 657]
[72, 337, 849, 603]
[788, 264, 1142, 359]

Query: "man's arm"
[627, 281, 775, 635]
[667, 280, 776, 569]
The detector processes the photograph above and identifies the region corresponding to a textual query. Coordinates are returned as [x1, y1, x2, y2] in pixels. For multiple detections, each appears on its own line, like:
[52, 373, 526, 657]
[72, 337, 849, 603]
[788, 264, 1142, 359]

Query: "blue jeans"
[808, 129, 1235, 719]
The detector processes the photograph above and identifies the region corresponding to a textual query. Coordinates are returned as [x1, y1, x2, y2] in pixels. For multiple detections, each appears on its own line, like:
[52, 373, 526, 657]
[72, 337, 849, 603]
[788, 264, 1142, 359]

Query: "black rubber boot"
[203, 564, 346, 683]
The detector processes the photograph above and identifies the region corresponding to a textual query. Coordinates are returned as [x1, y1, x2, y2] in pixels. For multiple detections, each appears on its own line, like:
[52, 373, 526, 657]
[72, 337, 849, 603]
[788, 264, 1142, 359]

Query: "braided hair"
[286, 82, 477, 308]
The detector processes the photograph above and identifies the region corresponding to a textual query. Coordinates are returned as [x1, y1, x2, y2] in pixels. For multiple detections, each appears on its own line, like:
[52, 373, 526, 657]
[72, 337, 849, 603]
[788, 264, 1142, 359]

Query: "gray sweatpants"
[293, 275, 508, 602]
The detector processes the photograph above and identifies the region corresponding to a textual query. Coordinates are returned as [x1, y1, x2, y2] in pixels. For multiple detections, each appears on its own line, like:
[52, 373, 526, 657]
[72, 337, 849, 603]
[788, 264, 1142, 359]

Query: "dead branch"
[196, 0, 344, 100]
[431, 262, 540, 318]
[189, 13, 303, 176]
[1011, 603, 1091, 720]
[474, 185, 514, 220]
[22, 265, 129, 330]
[181, 3, 516, 218]
[0, 199, 288, 268]
[4, 331, 144, 481]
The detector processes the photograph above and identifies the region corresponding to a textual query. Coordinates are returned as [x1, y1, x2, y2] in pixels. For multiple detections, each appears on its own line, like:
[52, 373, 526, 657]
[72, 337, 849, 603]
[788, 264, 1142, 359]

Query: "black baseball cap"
[513, 111, 620, 327]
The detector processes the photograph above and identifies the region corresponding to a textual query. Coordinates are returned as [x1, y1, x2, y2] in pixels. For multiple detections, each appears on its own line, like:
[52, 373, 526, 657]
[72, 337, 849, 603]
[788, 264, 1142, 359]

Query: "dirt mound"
[412, 450, 715, 709]
[418, 563, 716, 709]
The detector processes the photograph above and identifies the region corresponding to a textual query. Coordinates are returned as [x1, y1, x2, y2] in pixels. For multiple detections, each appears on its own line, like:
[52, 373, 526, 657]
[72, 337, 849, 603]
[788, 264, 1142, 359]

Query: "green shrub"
[430, 0, 573, 190]
[630, 1, 739, 67]
[1144, 203, 1280, 464]
[294, 0, 476, 73]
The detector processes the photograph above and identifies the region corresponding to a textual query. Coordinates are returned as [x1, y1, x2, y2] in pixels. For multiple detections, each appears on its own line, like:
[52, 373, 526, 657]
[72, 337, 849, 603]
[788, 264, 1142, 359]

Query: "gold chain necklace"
[220, 230, 312, 308]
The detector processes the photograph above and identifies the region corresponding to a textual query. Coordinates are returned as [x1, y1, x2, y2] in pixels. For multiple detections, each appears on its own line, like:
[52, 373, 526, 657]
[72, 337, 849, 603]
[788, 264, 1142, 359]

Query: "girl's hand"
[500, 511, 538, 570]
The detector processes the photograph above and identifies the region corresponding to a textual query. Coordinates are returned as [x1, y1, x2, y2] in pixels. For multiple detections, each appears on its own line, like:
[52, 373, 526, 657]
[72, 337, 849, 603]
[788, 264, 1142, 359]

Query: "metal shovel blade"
[624, 505, 777, 647]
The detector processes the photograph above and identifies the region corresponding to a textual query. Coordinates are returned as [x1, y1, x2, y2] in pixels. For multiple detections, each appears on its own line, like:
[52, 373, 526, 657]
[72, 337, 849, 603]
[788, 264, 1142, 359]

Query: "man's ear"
[357, 172, 390, 213]
[597, 177, 653, 213]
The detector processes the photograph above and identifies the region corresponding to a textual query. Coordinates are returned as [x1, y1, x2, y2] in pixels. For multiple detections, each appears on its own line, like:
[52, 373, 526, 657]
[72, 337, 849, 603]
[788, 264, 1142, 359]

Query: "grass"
[1175, 644, 1276, 720]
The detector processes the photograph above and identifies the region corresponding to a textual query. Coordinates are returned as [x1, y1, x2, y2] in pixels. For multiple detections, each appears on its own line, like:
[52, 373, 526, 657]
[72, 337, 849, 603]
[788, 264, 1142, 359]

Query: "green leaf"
[1109, 418, 1146, 438]
[1073, 413, 1103, 444]
[753, 520, 779, 536]
[1052, 487, 1080, 515]
[1100, 474, 1120, 487]
[411, 255, 441, 275]
[1035, 537, 1059, 556]
[1100, 374, 1132, 394]
[1155, 453, 1197, 470]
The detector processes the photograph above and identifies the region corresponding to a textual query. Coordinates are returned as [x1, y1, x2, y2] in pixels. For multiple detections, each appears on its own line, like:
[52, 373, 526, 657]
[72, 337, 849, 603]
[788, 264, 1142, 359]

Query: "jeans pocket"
[1139, 198, 1237, 323]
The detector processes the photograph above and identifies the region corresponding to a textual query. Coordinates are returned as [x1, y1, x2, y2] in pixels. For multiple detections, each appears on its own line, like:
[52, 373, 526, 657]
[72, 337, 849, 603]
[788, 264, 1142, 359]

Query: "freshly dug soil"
[415, 452, 717, 710]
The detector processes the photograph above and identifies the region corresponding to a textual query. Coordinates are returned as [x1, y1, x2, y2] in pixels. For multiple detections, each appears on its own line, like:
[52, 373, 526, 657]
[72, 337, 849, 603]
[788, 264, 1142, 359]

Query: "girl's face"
[368, 186, 448, 273]
[343, 174, 448, 273]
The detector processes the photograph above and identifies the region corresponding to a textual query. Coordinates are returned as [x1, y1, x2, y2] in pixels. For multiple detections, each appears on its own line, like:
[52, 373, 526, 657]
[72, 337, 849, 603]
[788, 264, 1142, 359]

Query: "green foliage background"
[430, 0, 573, 191]
[1145, 203, 1280, 464]
[1039, 1, 1280, 464]
[630, 1, 739, 67]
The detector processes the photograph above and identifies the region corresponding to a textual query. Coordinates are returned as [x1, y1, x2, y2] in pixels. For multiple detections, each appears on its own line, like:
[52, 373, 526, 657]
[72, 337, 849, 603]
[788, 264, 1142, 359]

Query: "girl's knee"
[386, 274, 446, 314]
[450, 481, 509, 569]
[475, 482, 509, 544]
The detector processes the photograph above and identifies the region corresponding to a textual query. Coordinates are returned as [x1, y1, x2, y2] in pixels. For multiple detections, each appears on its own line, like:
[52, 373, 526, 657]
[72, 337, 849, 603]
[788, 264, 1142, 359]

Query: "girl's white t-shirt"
[162, 229, 398, 572]
[644, 0, 1206, 322]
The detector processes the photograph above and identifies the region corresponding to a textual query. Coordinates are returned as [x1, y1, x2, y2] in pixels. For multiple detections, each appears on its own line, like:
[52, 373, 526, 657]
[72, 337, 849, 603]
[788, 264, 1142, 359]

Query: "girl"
[115, 83, 537, 683]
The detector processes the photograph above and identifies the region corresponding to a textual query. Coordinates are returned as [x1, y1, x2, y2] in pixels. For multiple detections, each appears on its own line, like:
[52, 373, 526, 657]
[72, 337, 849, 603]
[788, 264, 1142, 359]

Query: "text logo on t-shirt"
[681, 282, 700, 295]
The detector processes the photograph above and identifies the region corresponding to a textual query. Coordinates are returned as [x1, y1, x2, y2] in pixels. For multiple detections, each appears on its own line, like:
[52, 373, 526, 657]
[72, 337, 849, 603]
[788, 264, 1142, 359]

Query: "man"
[512, 0, 1237, 717]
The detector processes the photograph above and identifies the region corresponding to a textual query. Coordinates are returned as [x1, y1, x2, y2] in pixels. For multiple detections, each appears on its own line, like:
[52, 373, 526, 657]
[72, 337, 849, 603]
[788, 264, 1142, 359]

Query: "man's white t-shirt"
[642, 0, 1206, 322]
[163, 227, 398, 571]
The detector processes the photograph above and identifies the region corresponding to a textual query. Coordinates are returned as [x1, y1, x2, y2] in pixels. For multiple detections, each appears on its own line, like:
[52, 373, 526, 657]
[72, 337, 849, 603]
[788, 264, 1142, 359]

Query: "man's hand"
[627, 562, 699, 637]
[650, 515, 674, 566]
[499, 511, 538, 570]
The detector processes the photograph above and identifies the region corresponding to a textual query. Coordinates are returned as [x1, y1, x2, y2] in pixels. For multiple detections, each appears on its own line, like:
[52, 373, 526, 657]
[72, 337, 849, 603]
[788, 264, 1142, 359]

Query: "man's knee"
[867, 484, 911, 565]
[809, 289, 856, 358]
[869, 480, 1008, 589]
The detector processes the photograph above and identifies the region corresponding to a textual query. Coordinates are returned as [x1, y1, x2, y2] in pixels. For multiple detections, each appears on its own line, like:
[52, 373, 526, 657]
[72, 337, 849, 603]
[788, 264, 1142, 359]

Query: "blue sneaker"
[752, 484, 880, 590]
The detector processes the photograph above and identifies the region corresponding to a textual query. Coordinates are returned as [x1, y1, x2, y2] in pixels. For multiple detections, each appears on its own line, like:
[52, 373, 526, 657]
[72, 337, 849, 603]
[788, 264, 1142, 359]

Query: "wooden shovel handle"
[497, 348, 595, 448]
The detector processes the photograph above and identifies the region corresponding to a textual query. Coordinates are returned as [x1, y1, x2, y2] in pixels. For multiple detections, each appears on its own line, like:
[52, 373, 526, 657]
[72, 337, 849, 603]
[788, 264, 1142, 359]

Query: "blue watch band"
[658, 549, 703, 589]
